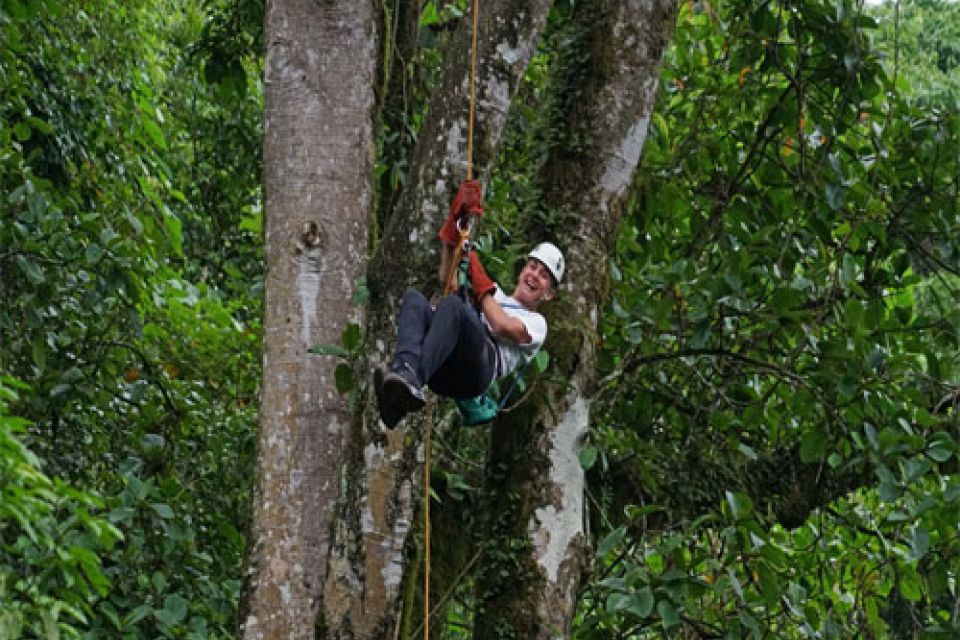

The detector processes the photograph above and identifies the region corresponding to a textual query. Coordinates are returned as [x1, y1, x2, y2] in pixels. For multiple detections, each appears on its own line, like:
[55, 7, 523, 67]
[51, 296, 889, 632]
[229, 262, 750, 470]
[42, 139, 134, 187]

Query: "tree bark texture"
[475, 1, 678, 638]
[367, 0, 555, 307]
[321, 2, 553, 637]
[242, 1, 379, 638]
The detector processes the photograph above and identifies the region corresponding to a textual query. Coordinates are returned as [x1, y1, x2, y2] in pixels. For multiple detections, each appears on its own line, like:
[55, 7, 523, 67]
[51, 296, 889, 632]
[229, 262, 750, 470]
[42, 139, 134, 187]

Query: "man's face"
[513, 258, 555, 306]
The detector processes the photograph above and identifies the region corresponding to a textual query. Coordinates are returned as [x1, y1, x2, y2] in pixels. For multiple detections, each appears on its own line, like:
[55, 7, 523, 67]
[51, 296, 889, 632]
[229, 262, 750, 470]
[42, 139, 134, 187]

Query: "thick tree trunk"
[475, 1, 679, 638]
[321, 2, 553, 637]
[241, 1, 379, 638]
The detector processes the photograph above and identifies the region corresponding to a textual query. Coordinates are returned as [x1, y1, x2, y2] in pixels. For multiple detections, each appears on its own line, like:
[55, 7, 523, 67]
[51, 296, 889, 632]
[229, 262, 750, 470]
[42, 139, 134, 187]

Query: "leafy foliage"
[0, 377, 122, 639]
[574, 0, 960, 636]
[2, 0, 958, 636]
[1, 0, 261, 636]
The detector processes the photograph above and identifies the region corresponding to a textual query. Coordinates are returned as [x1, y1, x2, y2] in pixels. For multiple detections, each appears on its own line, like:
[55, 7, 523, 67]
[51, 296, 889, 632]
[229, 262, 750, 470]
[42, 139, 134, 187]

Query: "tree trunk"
[241, 1, 379, 637]
[321, 2, 553, 637]
[475, 1, 678, 638]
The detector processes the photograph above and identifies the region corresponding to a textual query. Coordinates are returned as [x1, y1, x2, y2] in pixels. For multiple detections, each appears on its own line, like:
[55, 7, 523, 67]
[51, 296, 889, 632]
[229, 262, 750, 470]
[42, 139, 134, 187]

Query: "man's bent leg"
[422, 295, 496, 399]
[393, 290, 433, 377]
[376, 290, 430, 428]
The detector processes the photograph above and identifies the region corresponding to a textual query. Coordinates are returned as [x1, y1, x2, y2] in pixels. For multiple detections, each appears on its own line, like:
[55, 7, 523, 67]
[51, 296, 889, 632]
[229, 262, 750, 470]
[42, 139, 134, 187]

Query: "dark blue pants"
[394, 290, 497, 400]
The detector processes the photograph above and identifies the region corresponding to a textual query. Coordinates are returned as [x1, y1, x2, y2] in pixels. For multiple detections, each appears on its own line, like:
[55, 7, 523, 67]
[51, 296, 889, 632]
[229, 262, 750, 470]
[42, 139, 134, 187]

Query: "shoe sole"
[374, 367, 403, 429]
[382, 372, 426, 417]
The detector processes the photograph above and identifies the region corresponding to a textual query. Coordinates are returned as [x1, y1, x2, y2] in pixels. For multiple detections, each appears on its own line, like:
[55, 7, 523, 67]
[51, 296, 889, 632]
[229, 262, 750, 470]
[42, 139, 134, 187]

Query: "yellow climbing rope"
[425, 1, 480, 636]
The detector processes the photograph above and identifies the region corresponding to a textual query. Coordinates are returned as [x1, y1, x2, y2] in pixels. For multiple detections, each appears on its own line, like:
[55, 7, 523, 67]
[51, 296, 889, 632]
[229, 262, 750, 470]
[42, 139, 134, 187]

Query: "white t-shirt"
[481, 288, 547, 378]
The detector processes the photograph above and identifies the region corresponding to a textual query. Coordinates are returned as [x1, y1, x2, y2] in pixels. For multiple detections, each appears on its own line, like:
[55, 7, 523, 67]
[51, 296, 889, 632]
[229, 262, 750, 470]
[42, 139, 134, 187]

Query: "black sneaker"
[385, 361, 426, 426]
[374, 366, 403, 429]
[374, 362, 425, 429]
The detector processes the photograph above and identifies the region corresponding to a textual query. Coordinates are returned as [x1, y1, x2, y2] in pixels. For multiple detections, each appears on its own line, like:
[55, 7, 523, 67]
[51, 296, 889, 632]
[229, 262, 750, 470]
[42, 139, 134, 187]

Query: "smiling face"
[512, 258, 556, 308]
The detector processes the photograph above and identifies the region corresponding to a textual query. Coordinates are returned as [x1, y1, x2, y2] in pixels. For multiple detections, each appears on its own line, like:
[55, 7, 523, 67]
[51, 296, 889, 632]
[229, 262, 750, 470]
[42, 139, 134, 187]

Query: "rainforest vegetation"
[1, 0, 957, 637]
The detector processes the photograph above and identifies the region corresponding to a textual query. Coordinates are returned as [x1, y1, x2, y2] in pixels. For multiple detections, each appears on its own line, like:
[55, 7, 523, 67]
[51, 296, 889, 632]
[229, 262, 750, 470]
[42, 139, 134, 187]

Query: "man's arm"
[479, 293, 532, 345]
[468, 251, 532, 344]
[439, 243, 454, 283]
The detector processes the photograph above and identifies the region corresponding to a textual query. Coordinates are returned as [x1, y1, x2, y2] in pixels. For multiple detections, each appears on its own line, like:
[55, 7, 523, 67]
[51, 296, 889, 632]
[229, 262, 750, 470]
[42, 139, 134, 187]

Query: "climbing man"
[374, 181, 564, 429]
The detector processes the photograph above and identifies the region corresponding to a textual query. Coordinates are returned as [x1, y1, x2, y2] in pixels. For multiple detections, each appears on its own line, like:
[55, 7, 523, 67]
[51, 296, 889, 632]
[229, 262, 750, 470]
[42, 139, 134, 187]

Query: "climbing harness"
[454, 298, 533, 426]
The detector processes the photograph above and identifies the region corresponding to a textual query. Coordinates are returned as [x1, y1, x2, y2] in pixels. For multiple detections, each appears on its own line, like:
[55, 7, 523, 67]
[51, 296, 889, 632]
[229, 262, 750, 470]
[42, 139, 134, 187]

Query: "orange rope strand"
[424, 400, 431, 640]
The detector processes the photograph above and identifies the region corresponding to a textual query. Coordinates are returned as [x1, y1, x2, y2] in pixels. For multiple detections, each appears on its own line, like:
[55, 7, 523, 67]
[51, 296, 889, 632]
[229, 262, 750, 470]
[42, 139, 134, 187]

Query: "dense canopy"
[1, 0, 957, 638]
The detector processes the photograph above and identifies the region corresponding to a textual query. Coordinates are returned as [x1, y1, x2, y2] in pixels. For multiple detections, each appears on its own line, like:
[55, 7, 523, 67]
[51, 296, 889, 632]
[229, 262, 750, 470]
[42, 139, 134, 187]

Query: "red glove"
[468, 251, 496, 300]
[438, 180, 484, 246]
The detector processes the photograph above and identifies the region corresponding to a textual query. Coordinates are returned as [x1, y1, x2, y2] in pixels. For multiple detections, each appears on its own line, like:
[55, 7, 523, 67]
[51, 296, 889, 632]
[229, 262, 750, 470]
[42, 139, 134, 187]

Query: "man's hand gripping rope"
[439, 180, 489, 299]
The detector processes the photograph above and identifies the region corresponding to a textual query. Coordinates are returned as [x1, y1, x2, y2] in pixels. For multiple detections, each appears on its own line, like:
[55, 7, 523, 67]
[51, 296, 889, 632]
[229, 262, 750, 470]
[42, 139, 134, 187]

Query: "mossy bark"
[473, 1, 679, 637]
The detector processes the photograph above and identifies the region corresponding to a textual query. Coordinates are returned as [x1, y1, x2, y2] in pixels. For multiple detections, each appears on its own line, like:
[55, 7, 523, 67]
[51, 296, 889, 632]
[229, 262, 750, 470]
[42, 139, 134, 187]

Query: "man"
[374, 181, 564, 428]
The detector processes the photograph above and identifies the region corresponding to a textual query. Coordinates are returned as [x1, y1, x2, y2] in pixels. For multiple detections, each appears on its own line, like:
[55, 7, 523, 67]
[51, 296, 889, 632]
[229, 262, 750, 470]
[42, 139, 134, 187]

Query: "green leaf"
[31, 336, 47, 371]
[626, 587, 655, 618]
[341, 322, 362, 352]
[728, 568, 745, 602]
[164, 213, 183, 257]
[825, 183, 843, 210]
[155, 594, 188, 626]
[334, 362, 354, 395]
[41, 609, 58, 639]
[596, 526, 626, 558]
[757, 562, 782, 602]
[724, 491, 753, 520]
[351, 277, 370, 304]
[13, 121, 31, 141]
[657, 599, 679, 628]
[420, 1, 439, 26]
[898, 567, 923, 602]
[739, 610, 761, 636]
[152, 571, 168, 593]
[50, 383, 72, 398]
[737, 442, 758, 460]
[840, 253, 858, 287]
[926, 432, 954, 462]
[25, 115, 52, 134]
[84, 242, 103, 264]
[124, 604, 153, 626]
[579, 445, 598, 470]
[150, 503, 174, 519]
[308, 343, 348, 357]
[908, 525, 930, 562]
[928, 448, 953, 464]
[800, 428, 827, 462]
[533, 349, 550, 373]
[142, 118, 167, 150]
[844, 298, 863, 325]
[16, 254, 45, 284]
[928, 563, 949, 600]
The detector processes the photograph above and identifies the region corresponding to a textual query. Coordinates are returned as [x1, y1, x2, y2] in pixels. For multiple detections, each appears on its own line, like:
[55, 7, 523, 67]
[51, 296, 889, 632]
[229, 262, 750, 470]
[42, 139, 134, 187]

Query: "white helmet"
[528, 242, 565, 284]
